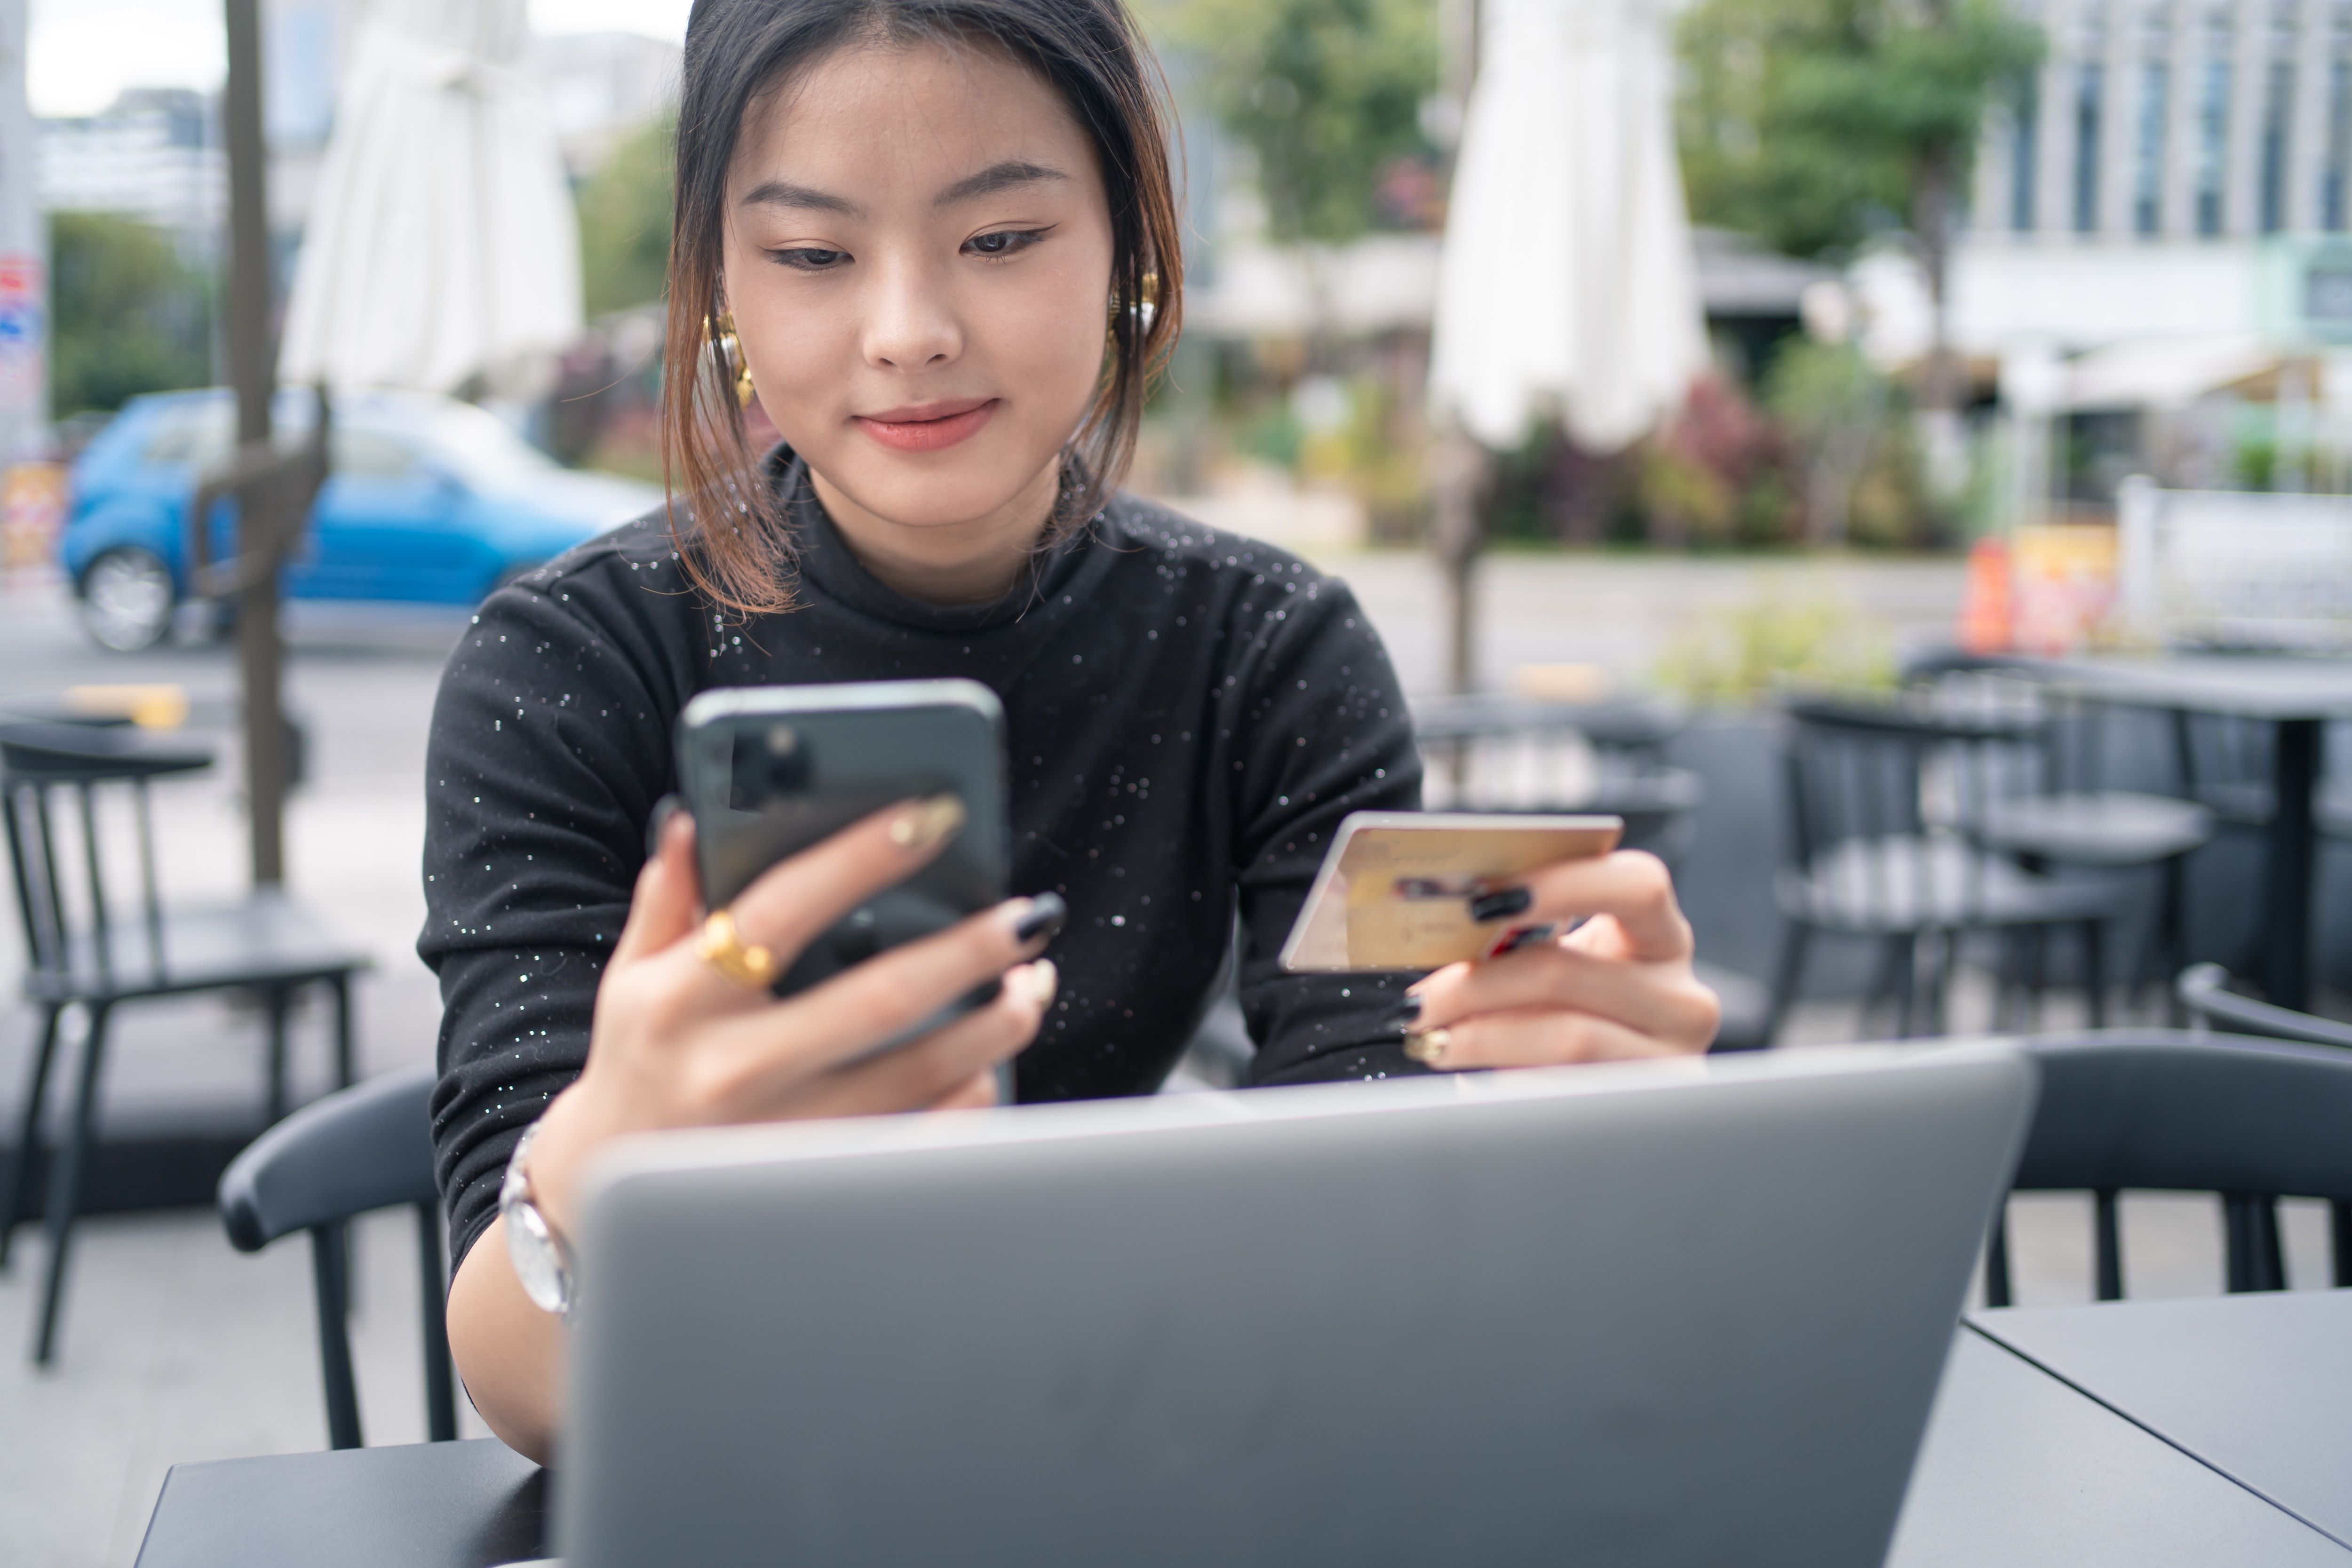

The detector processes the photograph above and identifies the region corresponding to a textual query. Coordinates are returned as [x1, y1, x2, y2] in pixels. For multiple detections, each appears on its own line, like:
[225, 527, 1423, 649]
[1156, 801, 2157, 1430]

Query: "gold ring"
[1403, 1027, 1452, 1068]
[696, 908, 779, 989]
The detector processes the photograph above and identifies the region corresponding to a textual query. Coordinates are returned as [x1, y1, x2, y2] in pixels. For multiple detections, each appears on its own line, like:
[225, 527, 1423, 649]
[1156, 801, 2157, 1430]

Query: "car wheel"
[79, 546, 178, 652]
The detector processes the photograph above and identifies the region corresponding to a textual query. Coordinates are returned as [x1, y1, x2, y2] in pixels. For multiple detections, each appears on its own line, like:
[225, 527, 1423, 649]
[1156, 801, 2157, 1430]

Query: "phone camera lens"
[729, 723, 810, 809]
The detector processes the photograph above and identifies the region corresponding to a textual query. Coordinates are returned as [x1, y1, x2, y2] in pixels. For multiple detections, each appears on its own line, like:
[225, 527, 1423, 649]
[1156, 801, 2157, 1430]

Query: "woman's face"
[722, 39, 1115, 548]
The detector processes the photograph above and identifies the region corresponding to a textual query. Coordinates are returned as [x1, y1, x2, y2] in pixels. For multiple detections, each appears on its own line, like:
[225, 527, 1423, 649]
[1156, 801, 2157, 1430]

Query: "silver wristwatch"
[501, 1122, 577, 1322]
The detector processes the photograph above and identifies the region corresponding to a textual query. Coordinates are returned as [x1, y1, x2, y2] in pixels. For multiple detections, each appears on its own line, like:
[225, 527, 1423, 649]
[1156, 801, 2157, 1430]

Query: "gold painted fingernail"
[1023, 958, 1059, 1009]
[1403, 1027, 1451, 1067]
[888, 793, 967, 850]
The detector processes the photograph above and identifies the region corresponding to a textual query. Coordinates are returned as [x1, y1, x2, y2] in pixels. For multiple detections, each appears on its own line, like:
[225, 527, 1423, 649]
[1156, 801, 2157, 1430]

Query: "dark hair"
[663, 0, 1183, 615]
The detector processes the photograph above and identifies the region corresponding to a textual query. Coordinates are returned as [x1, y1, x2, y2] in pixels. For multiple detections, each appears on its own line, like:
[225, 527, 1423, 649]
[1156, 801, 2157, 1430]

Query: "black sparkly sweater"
[420, 457, 1427, 1269]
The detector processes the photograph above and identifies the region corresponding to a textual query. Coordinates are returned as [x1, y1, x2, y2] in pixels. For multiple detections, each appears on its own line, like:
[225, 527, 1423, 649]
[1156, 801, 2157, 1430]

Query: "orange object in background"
[2011, 525, 2119, 654]
[0, 461, 65, 573]
[1957, 537, 2013, 653]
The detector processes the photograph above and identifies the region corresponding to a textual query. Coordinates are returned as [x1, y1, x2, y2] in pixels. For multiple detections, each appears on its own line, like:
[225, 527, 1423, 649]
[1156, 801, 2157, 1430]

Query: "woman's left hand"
[1397, 850, 1720, 1068]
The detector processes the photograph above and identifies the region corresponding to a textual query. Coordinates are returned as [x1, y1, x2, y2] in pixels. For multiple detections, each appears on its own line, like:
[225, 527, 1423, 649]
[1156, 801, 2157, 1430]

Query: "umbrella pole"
[1431, 425, 1486, 699]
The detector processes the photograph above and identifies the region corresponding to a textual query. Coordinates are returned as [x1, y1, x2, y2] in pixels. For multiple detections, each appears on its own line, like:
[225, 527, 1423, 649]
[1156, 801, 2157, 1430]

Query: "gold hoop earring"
[712, 310, 757, 409]
[1107, 271, 1162, 343]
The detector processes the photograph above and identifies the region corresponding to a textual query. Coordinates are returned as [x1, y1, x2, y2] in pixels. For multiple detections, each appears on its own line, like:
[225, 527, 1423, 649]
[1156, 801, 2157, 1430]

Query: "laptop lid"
[557, 1044, 2033, 1568]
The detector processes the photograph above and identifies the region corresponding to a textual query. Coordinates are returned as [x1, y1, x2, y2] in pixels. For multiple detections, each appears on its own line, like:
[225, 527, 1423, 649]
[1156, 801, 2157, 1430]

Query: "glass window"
[2076, 60, 2107, 232]
[139, 400, 232, 468]
[2326, 9, 2352, 229]
[331, 428, 421, 479]
[2137, 57, 2170, 234]
[2196, 9, 2233, 235]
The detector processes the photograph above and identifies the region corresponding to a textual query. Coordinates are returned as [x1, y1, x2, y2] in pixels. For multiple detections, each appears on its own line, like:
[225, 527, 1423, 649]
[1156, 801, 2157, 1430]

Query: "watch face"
[505, 1200, 571, 1316]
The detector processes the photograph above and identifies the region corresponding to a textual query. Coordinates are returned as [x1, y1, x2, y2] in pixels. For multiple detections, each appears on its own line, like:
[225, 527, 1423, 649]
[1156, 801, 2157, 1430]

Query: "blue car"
[62, 387, 664, 650]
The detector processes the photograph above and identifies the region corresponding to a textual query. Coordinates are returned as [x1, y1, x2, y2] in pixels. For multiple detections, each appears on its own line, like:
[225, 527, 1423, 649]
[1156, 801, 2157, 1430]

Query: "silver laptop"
[556, 1044, 2033, 1567]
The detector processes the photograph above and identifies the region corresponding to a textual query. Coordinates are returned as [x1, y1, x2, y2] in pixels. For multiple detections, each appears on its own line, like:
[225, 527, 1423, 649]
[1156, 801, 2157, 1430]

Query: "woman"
[426, 0, 1720, 1462]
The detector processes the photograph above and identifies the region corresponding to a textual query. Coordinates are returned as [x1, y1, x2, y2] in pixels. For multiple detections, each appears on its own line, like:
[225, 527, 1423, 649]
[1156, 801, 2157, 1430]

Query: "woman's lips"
[854, 398, 997, 453]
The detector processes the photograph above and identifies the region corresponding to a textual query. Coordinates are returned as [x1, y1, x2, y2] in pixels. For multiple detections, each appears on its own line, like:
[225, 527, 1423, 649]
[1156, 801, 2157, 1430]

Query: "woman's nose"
[862, 264, 962, 370]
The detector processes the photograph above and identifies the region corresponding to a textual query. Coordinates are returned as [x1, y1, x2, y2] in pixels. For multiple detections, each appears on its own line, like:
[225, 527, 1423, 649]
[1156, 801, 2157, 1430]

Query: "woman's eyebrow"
[934, 159, 1068, 207]
[740, 179, 861, 216]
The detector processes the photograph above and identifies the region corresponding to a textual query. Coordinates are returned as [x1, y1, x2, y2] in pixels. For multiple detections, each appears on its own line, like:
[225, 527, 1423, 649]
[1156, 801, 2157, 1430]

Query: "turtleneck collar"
[768, 447, 1113, 636]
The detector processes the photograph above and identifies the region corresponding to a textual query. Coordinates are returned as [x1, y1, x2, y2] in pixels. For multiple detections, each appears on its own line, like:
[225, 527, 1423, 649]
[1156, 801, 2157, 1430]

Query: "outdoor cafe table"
[2021, 653, 2352, 1012]
[132, 1288, 2352, 1567]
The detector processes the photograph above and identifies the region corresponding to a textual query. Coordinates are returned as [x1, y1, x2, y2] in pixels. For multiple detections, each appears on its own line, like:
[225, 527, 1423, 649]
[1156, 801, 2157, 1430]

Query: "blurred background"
[6, 0, 2352, 1562]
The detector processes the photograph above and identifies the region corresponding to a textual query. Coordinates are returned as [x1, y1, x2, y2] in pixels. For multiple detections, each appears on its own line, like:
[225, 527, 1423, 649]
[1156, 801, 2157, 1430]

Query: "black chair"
[0, 719, 372, 1363]
[1766, 698, 2132, 1043]
[1985, 1030, 2352, 1306]
[2177, 962, 2352, 1050]
[218, 1064, 456, 1449]
[1904, 656, 2215, 1016]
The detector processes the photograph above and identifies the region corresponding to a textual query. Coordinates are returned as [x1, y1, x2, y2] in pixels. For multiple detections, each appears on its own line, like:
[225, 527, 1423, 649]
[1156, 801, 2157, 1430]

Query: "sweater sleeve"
[1215, 566, 1429, 1085]
[418, 554, 700, 1270]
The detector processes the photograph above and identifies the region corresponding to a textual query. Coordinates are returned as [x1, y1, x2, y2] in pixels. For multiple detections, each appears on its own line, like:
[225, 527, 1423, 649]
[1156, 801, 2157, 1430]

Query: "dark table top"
[1885, 1325, 2351, 1566]
[2027, 653, 2352, 721]
[1970, 1287, 2352, 1547]
[135, 1298, 2352, 1568]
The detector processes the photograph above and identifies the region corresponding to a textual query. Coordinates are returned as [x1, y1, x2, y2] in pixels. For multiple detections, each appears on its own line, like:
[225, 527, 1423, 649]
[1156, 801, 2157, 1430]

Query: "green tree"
[577, 116, 674, 317]
[1676, 0, 2041, 412]
[49, 212, 212, 416]
[1168, 0, 1436, 246]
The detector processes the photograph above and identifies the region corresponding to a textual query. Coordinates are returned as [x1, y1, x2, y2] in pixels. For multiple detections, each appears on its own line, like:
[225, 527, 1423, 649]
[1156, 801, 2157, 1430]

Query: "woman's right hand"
[450, 795, 1060, 1464]
[524, 796, 1061, 1243]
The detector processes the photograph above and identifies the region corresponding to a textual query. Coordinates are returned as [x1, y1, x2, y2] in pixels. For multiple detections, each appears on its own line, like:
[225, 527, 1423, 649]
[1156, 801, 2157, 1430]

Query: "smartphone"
[1279, 811, 1623, 972]
[675, 679, 1008, 1006]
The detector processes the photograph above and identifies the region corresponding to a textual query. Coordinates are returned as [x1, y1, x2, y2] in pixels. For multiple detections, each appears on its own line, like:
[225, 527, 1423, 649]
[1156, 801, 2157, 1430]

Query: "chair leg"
[1926, 929, 1957, 1037]
[33, 1003, 112, 1365]
[416, 1202, 457, 1442]
[2257, 1198, 2285, 1291]
[1993, 929, 2024, 1032]
[330, 974, 355, 1091]
[1863, 936, 1908, 1039]
[1762, 922, 1812, 1048]
[0, 1003, 66, 1272]
[310, 1223, 363, 1449]
[2156, 855, 2189, 1025]
[2025, 925, 2049, 1032]
[2224, 1194, 2288, 1293]
[2094, 1189, 2123, 1300]
[1985, 1203, 2013, 1309]
[265, 985, 290, 1126]
[1891, 935, 1921, 1039]
[2081, 920, 2106, 1029]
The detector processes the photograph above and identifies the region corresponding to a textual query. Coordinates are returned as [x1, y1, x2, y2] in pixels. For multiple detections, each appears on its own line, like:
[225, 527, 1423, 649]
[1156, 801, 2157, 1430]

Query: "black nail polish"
[1379, 995, 1424, 1030]
[1468, 885, 1532, 923]
[1013, 891, 1068, 945]
[645, 794, 687, 860]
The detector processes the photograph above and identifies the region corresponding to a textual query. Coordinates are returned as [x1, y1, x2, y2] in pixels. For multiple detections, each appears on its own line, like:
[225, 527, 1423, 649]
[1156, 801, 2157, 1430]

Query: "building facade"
[1978, 0, 2352, 244]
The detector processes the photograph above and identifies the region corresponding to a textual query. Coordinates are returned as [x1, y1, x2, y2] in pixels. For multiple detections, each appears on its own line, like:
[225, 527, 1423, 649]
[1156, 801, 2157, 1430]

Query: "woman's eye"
[774, 247, 847, 271]
[965, 229, 1045, 258]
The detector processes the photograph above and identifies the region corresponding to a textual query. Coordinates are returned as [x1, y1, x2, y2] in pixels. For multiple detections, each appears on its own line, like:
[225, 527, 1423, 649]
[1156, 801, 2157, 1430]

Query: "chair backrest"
[2177, 963, 2352, 1050]
[1986, 1030, 2352, 1304]
[217, 1064, 455, 1449]
[0, 721, 212, 983]
[2014, 1031, 2352, 1200]
[1901, 652, 2123, 801]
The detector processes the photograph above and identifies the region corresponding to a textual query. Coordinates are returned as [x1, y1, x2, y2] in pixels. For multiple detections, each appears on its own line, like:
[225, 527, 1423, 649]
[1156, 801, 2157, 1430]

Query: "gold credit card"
[1279, 812, 1623, 972]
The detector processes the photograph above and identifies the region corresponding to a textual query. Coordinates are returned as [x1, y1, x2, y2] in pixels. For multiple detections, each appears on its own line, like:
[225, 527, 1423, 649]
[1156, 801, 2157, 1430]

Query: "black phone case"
[675, 681, 1008, 1011]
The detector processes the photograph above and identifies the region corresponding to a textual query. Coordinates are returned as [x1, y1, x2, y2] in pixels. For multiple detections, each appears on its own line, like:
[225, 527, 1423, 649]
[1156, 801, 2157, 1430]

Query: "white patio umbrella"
[279, 0, 582, 396]
[1429, 0, 1708, 454]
